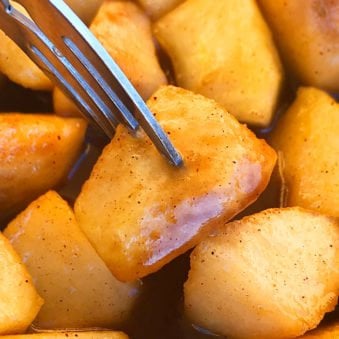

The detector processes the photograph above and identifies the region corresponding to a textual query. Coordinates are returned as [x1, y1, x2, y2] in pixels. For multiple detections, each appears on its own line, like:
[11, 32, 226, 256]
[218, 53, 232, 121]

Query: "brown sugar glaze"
[0, 76, 338, 339]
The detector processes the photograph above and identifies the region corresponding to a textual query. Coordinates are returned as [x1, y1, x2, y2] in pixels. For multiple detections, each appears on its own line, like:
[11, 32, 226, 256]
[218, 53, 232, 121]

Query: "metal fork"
[0, 0, 183, 166]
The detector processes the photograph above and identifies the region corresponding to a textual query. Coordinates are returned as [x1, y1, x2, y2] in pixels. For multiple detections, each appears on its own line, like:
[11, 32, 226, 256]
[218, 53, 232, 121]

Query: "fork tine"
[63, 37, 139, 131]
[31, 45, 119, 137]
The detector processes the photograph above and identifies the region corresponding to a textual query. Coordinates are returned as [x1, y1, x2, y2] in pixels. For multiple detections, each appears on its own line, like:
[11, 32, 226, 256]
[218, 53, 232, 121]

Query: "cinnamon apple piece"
[184, 207, 339, 338]
[0, 232, 42, 334]
[4, 191, 140, 329]
[0, 114, 86, 221]
[90, 0, 167, 100]
[153, 0, 283, 126]
[0, 1, 102, 91]
[270, 87, 339, 217]
[258, 0, 339, 91]
[54, 0, 168, 116]
[75, 85, 276, 281]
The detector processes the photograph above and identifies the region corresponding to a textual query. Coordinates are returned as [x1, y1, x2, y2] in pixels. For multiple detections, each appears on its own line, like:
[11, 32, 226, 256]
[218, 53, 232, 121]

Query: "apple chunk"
[270, 87, 339, 217]
[75, 85, 276, 282]
[90, 1, 167, 100]
[184, 207, 339, 338]
[0, 232, 42, 334]
[54, 0, 168, 117]
[258, 0, 339, 91]
[0, 0, 102, 91]
[153, 0, 283, 126]
[4, 191, 140, 329]
[0, 114, 86, 221]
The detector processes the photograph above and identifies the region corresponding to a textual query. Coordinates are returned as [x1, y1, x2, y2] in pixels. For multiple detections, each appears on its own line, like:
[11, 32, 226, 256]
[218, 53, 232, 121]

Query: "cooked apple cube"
[184, 207, 339, 338]
[270, 87, 339, 217]
[0, 232, 43, 334]
[54, 0, 168, 116]
[258, 0, 339, 92]
[0, 0, 103, 91]
[0, 114, 86, 221]
[0, 331, 128, 339]
[153, 0, 283, 126]
[90, 0, 167, 100]
[75, 85, 277, 282]
[137, 0, 184, 19]
[4, 191, 140, 329]
[0, 4, 52, 91]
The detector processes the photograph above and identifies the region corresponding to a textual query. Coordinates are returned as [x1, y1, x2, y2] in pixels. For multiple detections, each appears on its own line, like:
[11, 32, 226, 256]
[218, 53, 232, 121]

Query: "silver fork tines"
[0, 0, 183, 166]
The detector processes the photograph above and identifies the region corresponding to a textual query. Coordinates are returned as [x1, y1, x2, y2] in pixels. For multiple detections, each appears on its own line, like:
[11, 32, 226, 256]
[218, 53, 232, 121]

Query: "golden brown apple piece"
[184, 207, 339, 339]
[0, 232, 43, 335]
[258, 0, 339, 92]
[0, 332, 128, 339]
[0, 1, 103, 91]
[270, 87, 339, 217]
[0, 114, 86, 221]
[0, 21, 52, 91]
[75, 85, 277, 282]
[54, 0, 168, 116]
[137, 0, 184, 19]
[153, 0, 283, 127]
[4, 191, 140, 329]
[90, 0, 167, 100]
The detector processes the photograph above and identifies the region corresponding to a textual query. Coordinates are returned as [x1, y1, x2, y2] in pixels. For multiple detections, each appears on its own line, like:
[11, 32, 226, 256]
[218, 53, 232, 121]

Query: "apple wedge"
[90, 1, 167, 100]
[0, 232, 42, 334]
[0, 114, 86, 221]
[153, 0, 283, 126]
[0, 0, 103, 91]
[75, 85, 276, 281]
[258, 0, 339, 91]
[4, 191, 140, 329]
[54, 0, 168, 117]
[270, 87, 339, 217]
[0, 28, 51, 91]
[185, 207, 339, 338]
